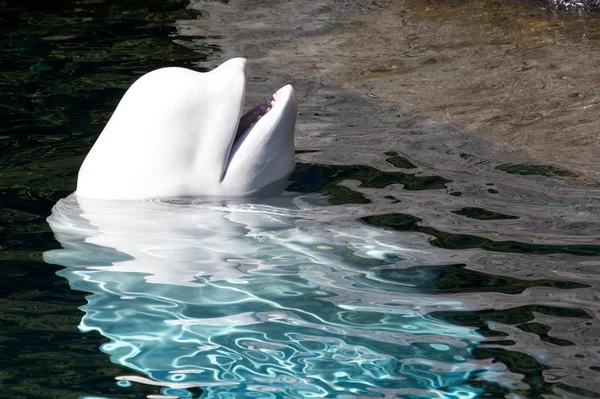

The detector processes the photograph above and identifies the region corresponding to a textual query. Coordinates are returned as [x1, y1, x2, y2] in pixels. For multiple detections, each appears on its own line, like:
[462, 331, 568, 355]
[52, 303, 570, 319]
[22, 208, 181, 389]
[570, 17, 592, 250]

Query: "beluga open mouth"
[76, 58, 297, 200]
[234, 94, 276, 145]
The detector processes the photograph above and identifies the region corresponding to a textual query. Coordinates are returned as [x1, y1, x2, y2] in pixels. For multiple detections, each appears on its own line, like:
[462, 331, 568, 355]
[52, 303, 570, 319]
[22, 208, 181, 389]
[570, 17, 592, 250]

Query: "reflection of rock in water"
[206, 0, 600, 183]
[44, 195, 510, 398]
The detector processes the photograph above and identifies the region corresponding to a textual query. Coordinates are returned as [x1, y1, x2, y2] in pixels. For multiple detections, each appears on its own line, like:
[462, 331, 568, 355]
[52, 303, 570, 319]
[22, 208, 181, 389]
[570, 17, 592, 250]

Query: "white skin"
[76, 58, 297, 200]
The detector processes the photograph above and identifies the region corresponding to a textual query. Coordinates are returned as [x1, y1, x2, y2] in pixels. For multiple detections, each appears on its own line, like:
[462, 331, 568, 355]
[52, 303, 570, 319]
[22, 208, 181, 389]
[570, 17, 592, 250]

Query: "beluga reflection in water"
[45, 195, 501, 398]
[45, 59, 505, 398]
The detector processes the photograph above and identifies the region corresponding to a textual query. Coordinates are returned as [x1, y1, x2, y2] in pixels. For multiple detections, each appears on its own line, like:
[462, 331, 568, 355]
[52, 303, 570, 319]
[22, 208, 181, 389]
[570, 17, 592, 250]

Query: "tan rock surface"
[270, 0, 600, 183]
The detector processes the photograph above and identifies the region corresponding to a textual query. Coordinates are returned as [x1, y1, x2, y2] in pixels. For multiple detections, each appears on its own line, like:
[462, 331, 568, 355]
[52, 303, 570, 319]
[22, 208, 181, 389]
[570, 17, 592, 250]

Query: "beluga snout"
[76, 58, 297, 200]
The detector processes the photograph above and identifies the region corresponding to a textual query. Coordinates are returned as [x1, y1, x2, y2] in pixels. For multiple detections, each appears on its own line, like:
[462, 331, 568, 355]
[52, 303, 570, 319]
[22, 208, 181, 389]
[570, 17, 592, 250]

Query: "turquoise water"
[43, 195, 493, 398]
[2, 1, 600, 398]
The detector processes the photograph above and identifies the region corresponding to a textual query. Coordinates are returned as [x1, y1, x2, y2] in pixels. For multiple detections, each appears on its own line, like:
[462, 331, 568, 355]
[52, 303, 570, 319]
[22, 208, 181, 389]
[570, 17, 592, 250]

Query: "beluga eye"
[75, 58, 297, 201]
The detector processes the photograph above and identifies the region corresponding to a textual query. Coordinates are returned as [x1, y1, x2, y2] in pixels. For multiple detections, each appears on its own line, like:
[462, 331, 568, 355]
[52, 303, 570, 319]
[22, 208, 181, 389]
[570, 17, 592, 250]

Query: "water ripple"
[44, 195, 513, 398]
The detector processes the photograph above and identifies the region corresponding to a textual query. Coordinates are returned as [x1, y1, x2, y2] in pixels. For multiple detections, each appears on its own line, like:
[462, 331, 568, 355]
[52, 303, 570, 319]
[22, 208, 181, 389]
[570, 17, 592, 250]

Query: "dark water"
[2, 1, 600, 398]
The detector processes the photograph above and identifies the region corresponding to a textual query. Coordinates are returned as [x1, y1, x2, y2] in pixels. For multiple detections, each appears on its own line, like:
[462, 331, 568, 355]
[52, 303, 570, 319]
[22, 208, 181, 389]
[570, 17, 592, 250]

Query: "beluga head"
[77, 58, 296, 200]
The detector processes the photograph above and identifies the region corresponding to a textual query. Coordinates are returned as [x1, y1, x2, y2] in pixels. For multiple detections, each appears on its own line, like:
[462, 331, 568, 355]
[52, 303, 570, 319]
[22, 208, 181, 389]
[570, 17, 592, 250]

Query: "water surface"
[2, 1, 600, 398]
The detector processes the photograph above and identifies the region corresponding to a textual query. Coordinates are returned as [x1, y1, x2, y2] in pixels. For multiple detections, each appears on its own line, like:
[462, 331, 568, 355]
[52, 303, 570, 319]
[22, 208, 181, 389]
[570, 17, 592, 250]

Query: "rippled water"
[44, 195, 496, 398]
[2, 1, 600, 398]
[546, 0, 600, 12]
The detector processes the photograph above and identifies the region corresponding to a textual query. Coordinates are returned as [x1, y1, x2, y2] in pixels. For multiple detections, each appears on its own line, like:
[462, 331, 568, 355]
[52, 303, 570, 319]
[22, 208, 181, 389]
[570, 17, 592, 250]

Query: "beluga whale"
[77, 58, 297, 200]
[43, 59, 500, 399]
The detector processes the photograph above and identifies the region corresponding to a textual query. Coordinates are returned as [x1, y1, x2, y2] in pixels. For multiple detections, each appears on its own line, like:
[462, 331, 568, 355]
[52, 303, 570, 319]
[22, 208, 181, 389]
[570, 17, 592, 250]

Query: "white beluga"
[44, 57, 505, 397]
[77, 58, 296, 200]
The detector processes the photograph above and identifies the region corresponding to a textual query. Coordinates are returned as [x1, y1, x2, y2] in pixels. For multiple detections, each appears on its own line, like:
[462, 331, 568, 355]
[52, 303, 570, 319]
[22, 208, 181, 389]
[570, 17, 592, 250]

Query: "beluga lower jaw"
[76, 58, 297, 200]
